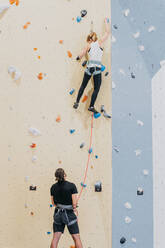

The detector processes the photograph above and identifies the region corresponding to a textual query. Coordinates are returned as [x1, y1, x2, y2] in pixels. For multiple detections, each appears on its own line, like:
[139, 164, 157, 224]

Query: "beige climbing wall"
[0, 0, 111, 247]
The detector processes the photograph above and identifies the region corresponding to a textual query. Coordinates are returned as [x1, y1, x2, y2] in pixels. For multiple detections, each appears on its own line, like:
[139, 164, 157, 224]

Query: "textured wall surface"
[0, 0, 111, 248]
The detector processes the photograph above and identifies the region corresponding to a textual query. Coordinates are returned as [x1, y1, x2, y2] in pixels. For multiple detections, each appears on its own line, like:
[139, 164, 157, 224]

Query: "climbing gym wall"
[112, 0, 165, 247]
[0, 0, 111, 248]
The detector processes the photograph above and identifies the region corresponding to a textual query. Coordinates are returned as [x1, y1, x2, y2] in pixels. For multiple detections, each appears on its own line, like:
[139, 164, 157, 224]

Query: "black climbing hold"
[29, 185, 37, 191]
[137, 188, 144, 195]
[82, 60, 87, 67]
[131, 72, 135, 79]
[105, 72, 109, 77]
[113, 24, 118, 30]
[81, 10, 87, 18]
[95, 181, 102, 192]
[120, 237, 126, 244]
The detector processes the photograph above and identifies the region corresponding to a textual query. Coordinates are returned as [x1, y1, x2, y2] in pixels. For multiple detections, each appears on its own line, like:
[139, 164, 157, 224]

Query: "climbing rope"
[77, 113, 94, 202]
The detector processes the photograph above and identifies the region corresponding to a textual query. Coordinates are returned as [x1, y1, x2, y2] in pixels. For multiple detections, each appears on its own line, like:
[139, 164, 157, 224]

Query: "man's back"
[50, 180, 78, 205]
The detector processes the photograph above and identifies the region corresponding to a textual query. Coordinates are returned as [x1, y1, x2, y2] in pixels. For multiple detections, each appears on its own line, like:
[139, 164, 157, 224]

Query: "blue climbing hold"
[94, 112, 101, 119]
[95, 155, 98, 159]
[101, 65, 106, 72]
[47, 232, 51, 235]
[89, 148, 93, 154]
[50, 204, 53, 208]
[76, 16, 82, 23]
[69, 88, 75, 95]
[70, 129, 75, 134]
[81, 182, 87, 188]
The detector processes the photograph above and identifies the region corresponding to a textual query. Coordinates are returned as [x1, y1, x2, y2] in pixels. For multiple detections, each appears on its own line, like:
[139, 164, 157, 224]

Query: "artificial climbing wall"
[0, 0, 111, 248]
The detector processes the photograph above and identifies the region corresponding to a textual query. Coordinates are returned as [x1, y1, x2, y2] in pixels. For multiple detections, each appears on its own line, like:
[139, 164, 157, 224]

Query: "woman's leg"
[71, 234, 83, 248]
[50, 232, 62, 248]
[76, 72, 91, 103]
[89, 73, 102, 107]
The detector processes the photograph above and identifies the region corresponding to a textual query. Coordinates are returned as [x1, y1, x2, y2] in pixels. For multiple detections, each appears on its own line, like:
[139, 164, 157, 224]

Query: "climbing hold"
[137, 120, 144, 126]
[0, 4, 10, 14]
[138, 45, 145, 52]
[148, 25, 156, 33]
[82, 60, 87, 67]
[30, 212, 34, 216]
[120, 237, 126, 244]
[113, 24, 118, 30]
[101, 65, 106, 72]
[95, 155, 98, 159]
[15, 0, 19, 6]
[37, 72, 43, 80]
[82, 95, 88, 103]
[125, 216, 132, 224]
[9, 0, 15, 5]
[143, 169, 149, 176]
[113, 146, 119, 153]
[131, 72, 136, 79]
[94, 112, 101, 119]
[81, 182, 87, 188]
[133, 31, 140, 39]
[124, 202, 132, 209]
[95, 181, 102, 192]
[70, 246, 76, 248]
[81, 10, 87, 18]
[56, 115, 61, 123]
[32, 156, 37, 163]
[33, 48, 38, 51]
[70, 129, 75, 134]
[47, 232, 51, 235]
[69, 88, 75, 95]
[137, 187, 143, 195]
[105, 72, 109, 77]
[67, 51, 72, 58]
[23, 22, 31, 29]
[76, 16, 82, 23]
[29, 185, 37, 191]
[131, 237, 137, 243]
[101, 105, 111, 119]
[88, 148, 93, 154]
[112, 81, 116, 89]
[58, 160, 62, 164]
[29, 127, 41, 136]
[30, 143, 36, 148]
[123, 9, 130, 17]
[91, 165, 94, 169]
[37, 56, 41, 59]
[80, 142, 85, 149]
[135, 149, 141, 156]
[50, 204, 53, 208]
[59, 40, 63, 44]
[8, 66, 22, 81]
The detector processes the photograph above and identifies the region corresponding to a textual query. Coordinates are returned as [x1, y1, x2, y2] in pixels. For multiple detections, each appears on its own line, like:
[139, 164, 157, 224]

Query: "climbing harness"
[77, 114, 94, 202]
[54, 204, 77, 226]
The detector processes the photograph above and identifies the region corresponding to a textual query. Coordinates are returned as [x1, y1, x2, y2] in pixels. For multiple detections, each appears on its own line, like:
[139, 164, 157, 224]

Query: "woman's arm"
[76, 44, 90, 60]
[99, 18, 110, 45]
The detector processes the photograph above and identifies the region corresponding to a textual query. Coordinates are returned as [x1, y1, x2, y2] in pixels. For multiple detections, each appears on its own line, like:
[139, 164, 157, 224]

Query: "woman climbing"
[50, 168, 83, 248]
[73, 18, 110, 114]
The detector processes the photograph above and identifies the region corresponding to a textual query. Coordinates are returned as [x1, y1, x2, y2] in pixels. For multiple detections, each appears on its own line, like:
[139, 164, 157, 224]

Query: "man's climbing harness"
[54, 204, 77, 226]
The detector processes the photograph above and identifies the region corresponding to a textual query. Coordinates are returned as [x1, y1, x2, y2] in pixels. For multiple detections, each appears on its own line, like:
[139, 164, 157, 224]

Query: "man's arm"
[72, 193, 78, 216]
[99, 18, 110, 45]
[51, 196, 55, 207]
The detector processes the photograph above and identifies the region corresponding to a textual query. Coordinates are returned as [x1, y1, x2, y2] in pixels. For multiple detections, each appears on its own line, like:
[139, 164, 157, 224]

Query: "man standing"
[50, 168, 83, 248]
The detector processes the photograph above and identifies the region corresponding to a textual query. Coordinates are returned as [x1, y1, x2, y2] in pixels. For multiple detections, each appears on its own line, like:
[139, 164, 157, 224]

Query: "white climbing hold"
[123, 9, 130, 17]
[125, 216, 132, 224]
[137, 120, 144, 126]
[143, 169, 149, 176]
[133, 31, 140, 39]
[8, 66, 22, 81]
[138, 45, 145, 52]
[131, 237, 137, 243]
[0, 4, 10, 14]
[160, 60, 165, 67]
[135, 149, 142, 156]
[111, 35, 116, 43]
[148, 25, 156, 33]
[119, 69, 126, 76]
[112, 81, 116, 89]
[29, 127, 41, 136]
[32, 156, 37, 163]
[124, 202, 132, 209]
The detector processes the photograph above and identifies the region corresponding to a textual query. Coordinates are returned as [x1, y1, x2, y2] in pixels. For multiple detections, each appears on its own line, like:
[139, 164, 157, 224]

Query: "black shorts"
[53, 208, 79, 235]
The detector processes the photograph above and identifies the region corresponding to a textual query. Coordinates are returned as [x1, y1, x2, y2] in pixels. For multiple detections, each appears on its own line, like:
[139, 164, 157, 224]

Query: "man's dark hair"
[55, 168, 66, 182]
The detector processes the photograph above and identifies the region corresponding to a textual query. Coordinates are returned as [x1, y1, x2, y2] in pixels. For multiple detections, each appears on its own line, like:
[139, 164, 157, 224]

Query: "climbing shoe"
[88, 106, 99, 114]
[73, 102, 79, 109]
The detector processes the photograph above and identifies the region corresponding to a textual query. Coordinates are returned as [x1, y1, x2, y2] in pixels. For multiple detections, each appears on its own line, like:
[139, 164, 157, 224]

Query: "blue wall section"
[110, 0, 165, 246]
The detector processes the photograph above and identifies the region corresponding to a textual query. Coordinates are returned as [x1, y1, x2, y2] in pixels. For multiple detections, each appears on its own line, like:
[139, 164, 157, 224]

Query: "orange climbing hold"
[33, 48, 38, 51]
[56, 115, 61, 123]
[9, 0, 15, 4]
[37, 73, 43, 80]
[70, 246, 75, 248]
[38, 56, 41, 59]
[67, 51, 72, 58]
[58, 160, 62, 164]
[82, 95, 88, 103]
[30, 143, 36, 148]
[59, 40, 63, 44]
[15, 0, 19, 6]
[23, 22, 31, 29]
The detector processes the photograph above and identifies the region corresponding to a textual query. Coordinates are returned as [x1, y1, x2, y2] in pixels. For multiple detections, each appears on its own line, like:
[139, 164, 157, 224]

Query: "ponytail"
[55, 168, 66, 183]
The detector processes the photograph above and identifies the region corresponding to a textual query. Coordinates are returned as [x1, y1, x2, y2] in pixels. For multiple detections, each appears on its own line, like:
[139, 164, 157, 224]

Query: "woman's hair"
[55, 168, 66, 182]
[87, 32, 98, 42]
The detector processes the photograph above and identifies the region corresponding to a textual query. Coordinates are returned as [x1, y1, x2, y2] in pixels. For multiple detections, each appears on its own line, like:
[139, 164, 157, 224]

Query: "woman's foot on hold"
[88, 106, 99, 114]
[73, 102, 79, 109]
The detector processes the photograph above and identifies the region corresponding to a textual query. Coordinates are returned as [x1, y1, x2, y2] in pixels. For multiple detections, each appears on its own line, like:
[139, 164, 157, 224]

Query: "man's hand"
[73, 208, 78, 217]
